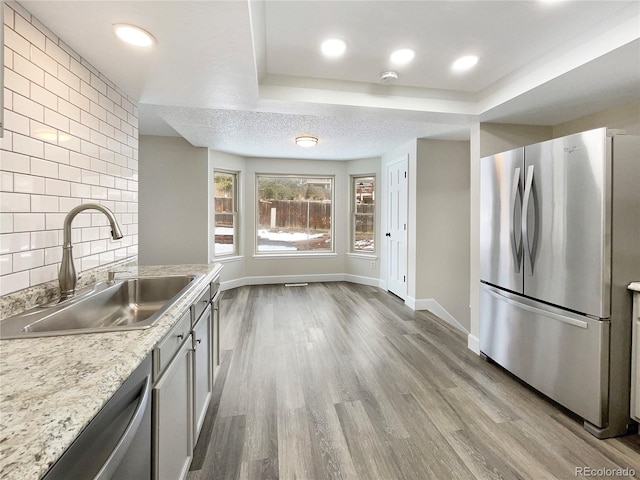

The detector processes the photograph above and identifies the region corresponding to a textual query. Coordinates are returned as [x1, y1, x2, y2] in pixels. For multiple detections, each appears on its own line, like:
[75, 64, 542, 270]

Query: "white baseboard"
[220, 273, 379, 291]
[467, 334, 480, 355]
[411, 298, 469, 335]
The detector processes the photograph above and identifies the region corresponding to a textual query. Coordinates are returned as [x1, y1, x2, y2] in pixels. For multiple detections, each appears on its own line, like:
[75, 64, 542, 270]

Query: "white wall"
[138, 135, 208, 265]
[415, 139, 471, 332]
[1, 2, 138, 296]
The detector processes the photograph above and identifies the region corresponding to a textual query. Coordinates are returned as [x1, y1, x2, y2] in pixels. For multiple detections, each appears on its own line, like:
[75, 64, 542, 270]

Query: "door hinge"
[403, 275, 406, 282]
[404, 171, 407, 178]
[404, 223, 406, 230]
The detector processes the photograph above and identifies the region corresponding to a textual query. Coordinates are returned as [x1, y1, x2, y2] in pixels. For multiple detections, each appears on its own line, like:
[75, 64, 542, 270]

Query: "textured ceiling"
[20, 0, 640, 160]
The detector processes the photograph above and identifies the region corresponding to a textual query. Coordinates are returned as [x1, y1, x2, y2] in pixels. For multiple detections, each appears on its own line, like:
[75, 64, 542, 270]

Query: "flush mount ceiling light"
[390, 48, 415, 65]
[452, 55, 479, 72]
[380, 71, 399, 85]
[321, 38, 347, 58]
[295, 136, 318, 147]
[113, 24, 156, 47]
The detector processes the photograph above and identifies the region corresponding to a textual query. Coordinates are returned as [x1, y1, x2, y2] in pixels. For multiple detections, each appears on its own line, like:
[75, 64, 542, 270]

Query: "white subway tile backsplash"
[2, 2, 138, 292]
[57, 65, 81, 92]
[45, 178, 71, 197]
[70, 182, 91, 198]
[0, 255, 13, 276]
[29, 264, 58, 286]
[30, 83, 58, 110]
[59, 97, 82, 122]
[31, 230, 59, 249]
[3, 110, 30, 135]
[0, 192, 31, 212]
[13, 249, 45, 271]
[81, 169, 100, 186]
[45, 72, 70, 100]
[58, 196, 81, 212]
[13, 94, 44, 122]
[15, 13, 46, 50]
[44, 144, 70, 164]
[69, 57, 91, 84]
[0, 232, 31, 254]
[44, 246, 62, 265]
[31, 194, 59, 212]
[44, 37, 70, 69]
[0, 172, 14, 191]
[0, 151, 30, 174]
[0, 270, 30, 295]
[58, 165, 82, 183]
[13, 53, 44, 86]
[0, 214, 13, 234]
[13, 213, 45, 232]
[31, 158, 59, 178]
[14, 174, 45, 194]
[4, 68, 30, 97]
[30, 46, 57, 76]
[12, 133, 44, 157]
[4, 27, 31, 58]
[44, 108, 70, 132]
[44, 212, 67, 230]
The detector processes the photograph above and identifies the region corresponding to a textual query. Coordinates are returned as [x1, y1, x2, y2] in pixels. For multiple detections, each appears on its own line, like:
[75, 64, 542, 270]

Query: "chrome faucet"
[59, 203, 124, 300]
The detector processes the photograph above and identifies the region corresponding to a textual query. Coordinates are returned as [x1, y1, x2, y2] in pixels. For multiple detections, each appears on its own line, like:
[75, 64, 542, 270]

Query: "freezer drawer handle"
[510, 167, 523, 273]
[486, 287, 589, 329]
[522, 165, 537, 276]
[93, 374, 152, 480]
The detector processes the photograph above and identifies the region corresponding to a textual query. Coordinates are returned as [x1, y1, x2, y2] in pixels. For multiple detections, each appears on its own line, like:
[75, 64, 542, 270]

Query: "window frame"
[213, 169, 239, 258]
[351, 174, 376, 255]
[255, 174, 335, 256]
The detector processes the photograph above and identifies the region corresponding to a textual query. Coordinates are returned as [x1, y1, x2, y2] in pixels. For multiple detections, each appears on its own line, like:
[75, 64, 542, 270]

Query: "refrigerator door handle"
[510, 167, 523, 273]
[522, 165, 536, 276]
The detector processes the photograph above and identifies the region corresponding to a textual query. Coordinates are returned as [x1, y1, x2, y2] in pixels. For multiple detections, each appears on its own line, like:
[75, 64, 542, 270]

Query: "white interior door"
[386, 156, 408, 299]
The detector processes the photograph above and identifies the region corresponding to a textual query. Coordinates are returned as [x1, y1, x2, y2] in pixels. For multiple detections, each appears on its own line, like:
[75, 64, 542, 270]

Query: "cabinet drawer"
[153, 311, 191, 380]
[191, 286, 210, 326]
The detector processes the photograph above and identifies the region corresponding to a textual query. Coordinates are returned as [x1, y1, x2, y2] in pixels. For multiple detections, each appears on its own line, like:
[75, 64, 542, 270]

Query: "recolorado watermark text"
[575, 466, 635, 477]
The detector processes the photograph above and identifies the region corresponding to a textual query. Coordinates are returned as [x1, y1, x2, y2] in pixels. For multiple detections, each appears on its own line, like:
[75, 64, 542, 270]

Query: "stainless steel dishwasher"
[43, 355, 152, 480]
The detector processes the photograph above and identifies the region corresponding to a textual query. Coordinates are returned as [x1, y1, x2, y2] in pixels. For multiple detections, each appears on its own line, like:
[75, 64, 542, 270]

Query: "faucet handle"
[107, 270, 132, 283]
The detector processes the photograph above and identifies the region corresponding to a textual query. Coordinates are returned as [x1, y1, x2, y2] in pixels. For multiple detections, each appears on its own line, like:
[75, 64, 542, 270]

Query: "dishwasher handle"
[93, 374, 151, 480]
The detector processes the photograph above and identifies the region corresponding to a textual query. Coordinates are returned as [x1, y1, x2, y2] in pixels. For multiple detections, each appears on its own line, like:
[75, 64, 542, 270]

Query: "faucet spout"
[59, 203, 124, 300]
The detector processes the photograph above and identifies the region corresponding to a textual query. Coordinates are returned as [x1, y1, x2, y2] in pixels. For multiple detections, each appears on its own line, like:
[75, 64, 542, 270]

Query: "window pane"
[214, 172, 236, 256]
[353, 176, 375, 252]
[257, 176, 333, 253]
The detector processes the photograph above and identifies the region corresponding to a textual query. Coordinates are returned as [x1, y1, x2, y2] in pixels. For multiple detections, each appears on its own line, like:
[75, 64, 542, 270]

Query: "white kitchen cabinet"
[192, 305, 213, 443]
[630, 284, 640, 423]
[153, 338, 193, 480]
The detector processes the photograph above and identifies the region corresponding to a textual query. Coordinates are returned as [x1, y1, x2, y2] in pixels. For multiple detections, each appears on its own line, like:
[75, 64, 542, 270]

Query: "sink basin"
[0, 275, 200, 340]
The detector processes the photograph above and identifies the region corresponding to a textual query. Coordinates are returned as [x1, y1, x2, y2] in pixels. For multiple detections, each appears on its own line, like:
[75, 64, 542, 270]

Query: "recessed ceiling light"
[451, 55, 479, 72]
[295, 136, 318, 147]
[113, 24, 156, 47]
[321, 38, 347, 58]
[390, 49, 415, 65]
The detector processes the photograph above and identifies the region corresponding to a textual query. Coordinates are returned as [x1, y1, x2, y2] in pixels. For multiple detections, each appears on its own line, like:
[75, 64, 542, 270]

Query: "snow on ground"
[257, 229, 324, 241]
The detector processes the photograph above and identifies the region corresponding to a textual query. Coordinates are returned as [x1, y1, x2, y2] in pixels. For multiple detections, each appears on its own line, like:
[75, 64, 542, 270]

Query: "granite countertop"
[0, 264, 222, 480]
[629, 282, 640, 293]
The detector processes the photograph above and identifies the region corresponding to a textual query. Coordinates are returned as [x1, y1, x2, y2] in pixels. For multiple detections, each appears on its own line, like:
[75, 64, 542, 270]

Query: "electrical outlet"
[370, 261, 376, 269]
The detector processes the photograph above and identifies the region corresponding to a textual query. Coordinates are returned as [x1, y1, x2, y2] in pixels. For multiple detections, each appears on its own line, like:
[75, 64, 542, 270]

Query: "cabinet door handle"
[176, 333, 184, 340]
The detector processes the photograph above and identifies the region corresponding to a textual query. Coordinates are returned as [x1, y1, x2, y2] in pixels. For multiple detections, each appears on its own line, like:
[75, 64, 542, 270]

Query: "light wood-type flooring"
[188, 282, 640, 480]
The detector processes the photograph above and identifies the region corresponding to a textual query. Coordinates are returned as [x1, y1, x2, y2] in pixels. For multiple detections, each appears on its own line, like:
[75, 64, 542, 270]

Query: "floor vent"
[285, 283, 308, 287]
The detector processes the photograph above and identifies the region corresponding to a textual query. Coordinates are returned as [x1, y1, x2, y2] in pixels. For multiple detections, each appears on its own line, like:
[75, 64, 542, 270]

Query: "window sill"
[347, 253, 377, 260]
[212, 255, 244, 263]
[253, 252, 338, 260]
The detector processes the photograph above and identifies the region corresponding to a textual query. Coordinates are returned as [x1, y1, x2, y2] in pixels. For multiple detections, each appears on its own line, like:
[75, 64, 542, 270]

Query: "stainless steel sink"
[0, 275, 200, 340]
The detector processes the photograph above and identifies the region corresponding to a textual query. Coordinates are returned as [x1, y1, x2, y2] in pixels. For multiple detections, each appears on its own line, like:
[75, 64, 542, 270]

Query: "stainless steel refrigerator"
[479, 127, 640, 438]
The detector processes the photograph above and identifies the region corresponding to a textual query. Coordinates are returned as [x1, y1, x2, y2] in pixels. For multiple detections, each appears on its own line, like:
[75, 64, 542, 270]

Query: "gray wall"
[139, 135, 209, 265]
[416, 139, 471, 332]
